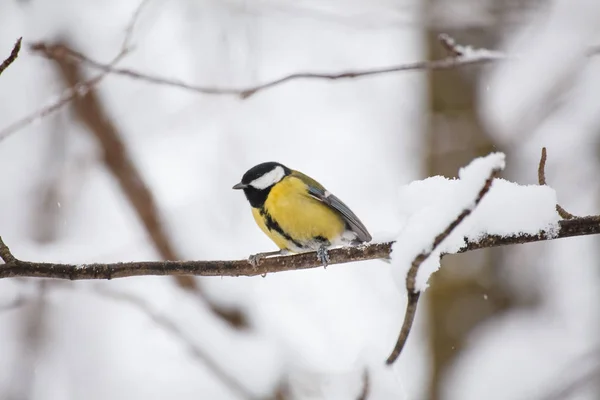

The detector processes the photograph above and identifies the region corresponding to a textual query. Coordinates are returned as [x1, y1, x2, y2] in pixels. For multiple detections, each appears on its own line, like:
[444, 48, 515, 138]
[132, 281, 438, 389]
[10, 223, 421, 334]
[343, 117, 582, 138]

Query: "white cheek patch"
[250, 166, 285, 189]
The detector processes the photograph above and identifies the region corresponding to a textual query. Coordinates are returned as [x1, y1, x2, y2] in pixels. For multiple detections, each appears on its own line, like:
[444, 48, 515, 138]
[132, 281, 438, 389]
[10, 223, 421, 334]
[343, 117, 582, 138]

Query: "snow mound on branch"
[391, 152, 559, 292]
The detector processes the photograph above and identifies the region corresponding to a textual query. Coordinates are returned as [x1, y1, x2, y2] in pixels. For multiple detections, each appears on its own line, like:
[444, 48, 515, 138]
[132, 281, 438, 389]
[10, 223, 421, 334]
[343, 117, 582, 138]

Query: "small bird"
[233, 162, 372, 267]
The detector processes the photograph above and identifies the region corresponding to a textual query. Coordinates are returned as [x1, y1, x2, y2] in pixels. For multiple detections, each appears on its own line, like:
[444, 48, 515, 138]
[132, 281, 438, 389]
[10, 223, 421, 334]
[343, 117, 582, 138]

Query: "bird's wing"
[290, 170, 372, 243]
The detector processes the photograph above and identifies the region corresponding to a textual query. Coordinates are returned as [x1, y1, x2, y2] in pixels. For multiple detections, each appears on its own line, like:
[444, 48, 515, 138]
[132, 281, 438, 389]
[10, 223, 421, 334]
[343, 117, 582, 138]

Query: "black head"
[232, 162, 292, 208]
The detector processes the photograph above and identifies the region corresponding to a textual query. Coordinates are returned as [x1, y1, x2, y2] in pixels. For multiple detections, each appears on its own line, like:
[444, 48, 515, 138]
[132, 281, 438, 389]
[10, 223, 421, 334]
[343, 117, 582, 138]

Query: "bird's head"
[233, 162, 292, 207]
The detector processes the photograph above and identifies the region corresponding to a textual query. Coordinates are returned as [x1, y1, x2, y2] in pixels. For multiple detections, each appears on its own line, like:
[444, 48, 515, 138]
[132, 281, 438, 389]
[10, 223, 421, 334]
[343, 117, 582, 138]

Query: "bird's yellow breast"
[251, 176, 346, 251]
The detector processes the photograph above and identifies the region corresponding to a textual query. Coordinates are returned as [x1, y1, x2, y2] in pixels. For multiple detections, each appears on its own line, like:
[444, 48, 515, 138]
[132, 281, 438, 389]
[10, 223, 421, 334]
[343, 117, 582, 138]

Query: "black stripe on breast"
[313, 235, 330, 245]
[260, 208, 305, 249]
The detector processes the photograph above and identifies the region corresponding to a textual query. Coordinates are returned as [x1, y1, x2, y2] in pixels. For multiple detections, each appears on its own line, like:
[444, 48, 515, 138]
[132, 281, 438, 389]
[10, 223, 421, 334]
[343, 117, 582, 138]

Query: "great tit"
[233, 162, 372, 266]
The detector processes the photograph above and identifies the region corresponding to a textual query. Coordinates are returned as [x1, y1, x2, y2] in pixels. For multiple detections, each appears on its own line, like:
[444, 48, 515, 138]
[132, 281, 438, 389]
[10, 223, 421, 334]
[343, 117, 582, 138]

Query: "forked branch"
[385, 165, 501, 365]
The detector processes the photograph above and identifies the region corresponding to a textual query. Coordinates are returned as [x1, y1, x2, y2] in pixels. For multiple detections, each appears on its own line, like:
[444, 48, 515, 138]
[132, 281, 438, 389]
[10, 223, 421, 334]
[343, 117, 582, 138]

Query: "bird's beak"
[232, 182, 247, 190]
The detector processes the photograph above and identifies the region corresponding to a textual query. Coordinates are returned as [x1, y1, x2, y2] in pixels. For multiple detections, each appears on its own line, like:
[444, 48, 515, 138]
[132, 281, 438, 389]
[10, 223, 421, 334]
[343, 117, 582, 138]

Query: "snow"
[440, 34, 507, 61]
[391, 152, 559, 292]
[1, 0, 599, 399]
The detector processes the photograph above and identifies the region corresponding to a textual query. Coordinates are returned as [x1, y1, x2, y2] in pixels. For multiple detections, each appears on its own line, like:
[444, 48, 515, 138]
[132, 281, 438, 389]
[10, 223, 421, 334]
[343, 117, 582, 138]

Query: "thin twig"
[538, 147, 575, 219]
[94, 288, 257, 399]
[30, 34, 504, 101]
[0, 37, 22, 76]
[39, 33, 600, 101]
[0, 53, 125, 143]
[534, 355, 600, 400]
[0, 0, 148, 142]
[438, 33, 465, 57]
[0, 236, 16, 263]
[356, 369, 370, 400]
[385, 166, 501, 365]
[123, 0, 152, 50]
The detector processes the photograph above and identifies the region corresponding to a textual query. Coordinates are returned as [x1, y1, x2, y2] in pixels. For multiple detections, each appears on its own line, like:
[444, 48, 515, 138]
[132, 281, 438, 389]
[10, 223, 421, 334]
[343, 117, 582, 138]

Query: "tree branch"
[26, 34, 600, 101]
[538, 147, 575, 220]
[47, 37, 247, 328]
[29, 34, 504, 100]
[0, 37, 22, 76]
[2, 150, 600, 368]
[385, 165, 501, 365]
[356, 369, 370, 400]
[7, 34, 598, 140]
[1, 215, 599, 280]
[93, 288, 257, 399]
[0, 0, 147, 142]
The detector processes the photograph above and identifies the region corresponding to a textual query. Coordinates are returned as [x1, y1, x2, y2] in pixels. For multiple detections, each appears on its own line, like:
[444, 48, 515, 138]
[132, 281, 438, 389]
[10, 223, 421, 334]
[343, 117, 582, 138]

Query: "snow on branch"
[1, 150, 600, 365]
[386, 153, 504, 365]
[0, 37, 22, 77]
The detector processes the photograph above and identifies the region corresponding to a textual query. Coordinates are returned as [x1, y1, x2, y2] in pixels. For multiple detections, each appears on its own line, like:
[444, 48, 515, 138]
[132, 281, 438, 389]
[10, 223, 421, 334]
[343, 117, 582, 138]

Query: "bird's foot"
[317, 245, 330, 269]
[248, 253, 264, 268]
[248, 249, 289, 269]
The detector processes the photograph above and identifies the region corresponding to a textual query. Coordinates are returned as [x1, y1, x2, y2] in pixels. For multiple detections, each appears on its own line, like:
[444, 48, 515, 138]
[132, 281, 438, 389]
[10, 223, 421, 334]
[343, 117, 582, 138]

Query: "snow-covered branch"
[1, 201, 599, 282]
[0, 37, 21, 76]
[2, 151, 600, 366]
[385, 154, 504, 365]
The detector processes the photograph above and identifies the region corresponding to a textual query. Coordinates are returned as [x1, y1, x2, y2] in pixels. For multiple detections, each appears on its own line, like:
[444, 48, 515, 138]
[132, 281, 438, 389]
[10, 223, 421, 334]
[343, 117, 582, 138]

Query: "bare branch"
[0, 236, 16, 264]
[0, 0, 148, 142]
[123, 0, 152, 51]
[94, 288, 256, 399]
[30, 34, 504, 101]
[33, 33, 600, 101]
[0, 37, 22, 76]
[385, 166, 501, 365]
[534, 351, 600, 400]
[538, 147, 575, 220]
[356, 369, 370, 400]
[0, 48, 127, 144]
[46, 38, 247, 328]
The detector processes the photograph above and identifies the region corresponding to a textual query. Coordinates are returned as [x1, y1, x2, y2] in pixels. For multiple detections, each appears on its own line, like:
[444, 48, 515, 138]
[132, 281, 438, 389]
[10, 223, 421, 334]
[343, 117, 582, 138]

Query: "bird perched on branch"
[233, 162, 372, 267]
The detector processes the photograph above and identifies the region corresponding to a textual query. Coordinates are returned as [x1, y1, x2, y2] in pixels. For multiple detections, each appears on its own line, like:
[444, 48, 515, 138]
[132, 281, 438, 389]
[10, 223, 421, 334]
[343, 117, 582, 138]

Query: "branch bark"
[538, 147, 575, 219]
[1, 215, 599, 280]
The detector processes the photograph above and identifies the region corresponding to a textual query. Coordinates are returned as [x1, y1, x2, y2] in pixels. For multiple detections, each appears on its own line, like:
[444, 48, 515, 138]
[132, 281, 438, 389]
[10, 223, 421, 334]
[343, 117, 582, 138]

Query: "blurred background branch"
[0, 37, 21, 76]
[27, 33, 503, 99]
[48, 37, 247, 329]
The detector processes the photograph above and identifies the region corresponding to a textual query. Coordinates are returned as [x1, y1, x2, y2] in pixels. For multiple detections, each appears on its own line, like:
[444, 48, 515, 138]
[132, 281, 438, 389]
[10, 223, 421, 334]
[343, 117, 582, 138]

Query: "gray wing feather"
[307, 186, 372, 243]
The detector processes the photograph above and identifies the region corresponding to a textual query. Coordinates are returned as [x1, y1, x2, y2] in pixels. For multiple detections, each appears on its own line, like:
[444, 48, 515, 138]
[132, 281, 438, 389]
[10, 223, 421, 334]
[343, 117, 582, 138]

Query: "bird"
[232, 161, 372, 267]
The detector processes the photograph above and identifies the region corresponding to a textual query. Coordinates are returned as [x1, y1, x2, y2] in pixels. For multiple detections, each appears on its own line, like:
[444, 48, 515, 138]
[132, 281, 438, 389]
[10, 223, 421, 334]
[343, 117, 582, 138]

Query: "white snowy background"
[0, 0, 599, 399]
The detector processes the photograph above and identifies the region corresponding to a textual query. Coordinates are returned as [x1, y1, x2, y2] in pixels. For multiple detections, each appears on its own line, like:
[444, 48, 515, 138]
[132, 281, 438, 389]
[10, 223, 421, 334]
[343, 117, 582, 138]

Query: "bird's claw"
[317, 246, 330, 268]
[248, 253, 264, 269]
